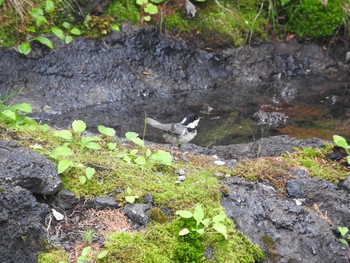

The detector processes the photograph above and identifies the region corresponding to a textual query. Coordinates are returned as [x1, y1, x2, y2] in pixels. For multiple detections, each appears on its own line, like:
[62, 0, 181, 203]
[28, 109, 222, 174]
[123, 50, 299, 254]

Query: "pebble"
[52, 208, 64, 221]
[214, 160, 226, 166]
[177, 175, 186, 181]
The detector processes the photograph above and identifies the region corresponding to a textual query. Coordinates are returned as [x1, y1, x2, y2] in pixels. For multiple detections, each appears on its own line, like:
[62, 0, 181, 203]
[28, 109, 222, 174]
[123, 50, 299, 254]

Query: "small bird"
[146, 113, 201, 161]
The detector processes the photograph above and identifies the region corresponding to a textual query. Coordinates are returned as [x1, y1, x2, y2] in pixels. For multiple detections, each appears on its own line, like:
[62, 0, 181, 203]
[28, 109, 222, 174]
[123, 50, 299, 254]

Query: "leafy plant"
[125, 187, 139, 203]
[0, 102, 35, 128]
[82, 229, 96, 244]
[136, 0, 163, 22]
[175, 205, 228, 239]
[79, 167, 96, 185]
[333, 135, 350, 164]
[338, 226, 350, 246]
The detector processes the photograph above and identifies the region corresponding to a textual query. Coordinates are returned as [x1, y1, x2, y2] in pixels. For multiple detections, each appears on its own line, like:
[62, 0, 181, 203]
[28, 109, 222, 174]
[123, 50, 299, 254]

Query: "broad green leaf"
[79, 175, 87, 185]
[126, 132, 144, 147]
[81, 246, 91, 257]
[340, 238, 349, 247]
[30, 8, 44, 18]
[57, 159, 74, 174]
[212, 214, 226, 223]
[195, 228, 205, 235]
[136, 0, 148, 5]
[31, 36, 53, 48]
[18, 42, 31, 55]
[123, 155, 132, 163]
[144, 3, 158, 15]
[2, 110, 16, 120]
[45, 0, 55, 13]
[107, 142, 117, 150]
[52, 27, 65, 40]
[338, 226, 349, 237]
[0, 0, 4, 6]
[98, 125, 116, 137]
[111, 24, 120, 31]
[130, 149, 138, 155]
[72, 120, 86, 133]
[81, 136, 102, 144]
[347, 156, 350, 165]
[27, 26, 36, 32]
[149, 150, 172, 165]
[144, 15, 151, 22]
[146, 149, 152, 157]
[70, 28, 81, 36]
[201, 218, 211, 227]
[193, 205, 204, 227]
[85, 167, 96, 180]
[12, 103, 32, 113]
[151, 0, 163, 3]
[35, 16, 48, 27]
[50, 146, 73, 159]
[65, 35, 73, 44]
[135, 156, 146, 165]
[85, 142, 102, 150]
[126, 187, 132, 195]
[62, 22, 71, 29]
[97, 250, 109, 259]
[179, 228, 190, 236]
[213, 222, 228, 239]
[175, 210, 193, 218]
[41, 124, 50, 132]
[333, 135, 350, 149]
[125, 195, 136, 203]
[54, 130, 73, 140]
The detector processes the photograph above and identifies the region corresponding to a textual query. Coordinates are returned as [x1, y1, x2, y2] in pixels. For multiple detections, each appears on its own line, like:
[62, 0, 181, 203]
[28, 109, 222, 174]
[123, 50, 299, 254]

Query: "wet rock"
[338, 176, 350, 193]
[222, 177, 350, 263]
[88, 196, 119, 210]
[124, 203, 152, 227]
[254, 110, 288, 127]
[286, 178, 350, 226]
[0, 185, 49, 263]
[0, 139, 62, 195]
[56, 190, 79, 211]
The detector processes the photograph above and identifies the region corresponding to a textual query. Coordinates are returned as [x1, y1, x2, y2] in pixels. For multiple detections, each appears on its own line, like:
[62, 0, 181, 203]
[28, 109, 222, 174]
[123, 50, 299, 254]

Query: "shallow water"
[40, 75, 350, 147]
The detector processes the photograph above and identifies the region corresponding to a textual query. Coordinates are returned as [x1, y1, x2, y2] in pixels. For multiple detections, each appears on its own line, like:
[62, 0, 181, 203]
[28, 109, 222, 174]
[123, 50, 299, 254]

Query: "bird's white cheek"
[187, 119, 200, 129]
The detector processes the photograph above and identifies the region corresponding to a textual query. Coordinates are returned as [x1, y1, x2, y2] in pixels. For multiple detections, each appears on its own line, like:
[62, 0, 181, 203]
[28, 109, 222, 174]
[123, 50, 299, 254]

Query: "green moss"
[164, 12, 191, 32]
[284, 0, 347, 39]
[150, 208, 168, 223]
[38, 249, 69, 263]
[106, 0, 140, 24]
[261, 235, 281, 262]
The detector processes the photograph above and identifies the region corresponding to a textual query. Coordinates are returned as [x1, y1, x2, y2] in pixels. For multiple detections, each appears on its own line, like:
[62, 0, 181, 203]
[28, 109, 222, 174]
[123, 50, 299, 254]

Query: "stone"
[89, 196, 119, 210]
[0, 139, 62, 195]
[338, 176, 350, 193]
[124, 203, 152, 227]
[143, 194, 154, 205]
[56, 190, 79, 211]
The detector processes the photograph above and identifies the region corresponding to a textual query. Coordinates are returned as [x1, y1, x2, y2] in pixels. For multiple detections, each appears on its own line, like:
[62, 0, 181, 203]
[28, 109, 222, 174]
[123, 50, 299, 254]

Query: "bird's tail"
[146, 117, 170, 132]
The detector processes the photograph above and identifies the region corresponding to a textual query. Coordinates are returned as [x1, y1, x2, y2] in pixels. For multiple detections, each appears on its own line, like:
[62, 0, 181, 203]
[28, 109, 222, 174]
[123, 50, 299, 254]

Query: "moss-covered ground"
[1, 103, 349, 262]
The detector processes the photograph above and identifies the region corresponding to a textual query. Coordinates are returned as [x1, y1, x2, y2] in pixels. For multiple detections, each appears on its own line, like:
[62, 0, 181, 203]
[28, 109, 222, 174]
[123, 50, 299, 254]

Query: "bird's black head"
[181, 113, 201, 128]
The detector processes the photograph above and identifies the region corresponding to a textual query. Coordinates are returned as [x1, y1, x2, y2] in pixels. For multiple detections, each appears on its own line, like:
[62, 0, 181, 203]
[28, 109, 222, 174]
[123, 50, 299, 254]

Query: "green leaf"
[111, 24, 120, 31]
[136, 0, 148, 5]
[12, 103, 32, 113]
[35, 16, 48, 27]
[333, 135, 350, 149]
[86, 142, 102, 150]
[98, 125, 116, 137]
[338, 226, 349, 237]
[146, 149, 152, 157]
[151, 0, 163, 3]
[45, 0, 55, 13]
[126, 187, 132, 195]
[149, 150, 172, 165]
[81, 246, 91, 257]
[144, 15, 151, 22]
[30, 8, 44, 18]
[212, 214, 226, 223]
[79, 175, 87, 185]
[65, 35, 73, 44]
[41, 124, 50, 132]
[72, 120, 86, 133]
[135, 156, 146, 165]
[212, 222, 228, 239]
[52, 27, 65, 40]
[27, 26, 36, 32]
[97, 250, 109, 259]
[85, 167, 96, 180]
[125, 195, 136, 203]
[130, 149, 138, 156]
[201, 218, 211, 227]
[62, 22, 71, 29]
[179, 228, 190, 236]
[340, 238, 349, 247]
[50, 146, 73, 159]
[57, 159, 74, 174]
[347, 156, 350, 165]
[2, 110, 16, 120]
[126, 132, 144, 147]
[107, 143, 117, 150]
[18, 42, 31, 55]
[81, 136, 102, 144]
[54, 130, 73, 140]
[31, 36, 53, 49]
[175, 210, 193, 218]
[193, 205, 204, 227]
[0, 0, 4, 6]
[195, 228, 205, 235]
[70, 28, 81, 36]
[144, 3, 158, 15]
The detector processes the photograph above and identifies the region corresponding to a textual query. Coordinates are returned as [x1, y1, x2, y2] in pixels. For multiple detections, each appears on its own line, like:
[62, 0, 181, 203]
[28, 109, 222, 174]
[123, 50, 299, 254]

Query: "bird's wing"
[146, 117, 173, 132]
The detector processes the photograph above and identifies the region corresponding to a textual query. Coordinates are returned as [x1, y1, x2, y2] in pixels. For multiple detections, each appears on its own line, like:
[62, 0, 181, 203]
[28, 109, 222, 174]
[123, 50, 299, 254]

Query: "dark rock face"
[222, 177, 350, 263]
[124, 203, 152, 227]
[0, 139, 62, 195]
[287, 178, 350, 227]
[56, 190, 79, 211]
[88, 196, 119, 210]
[0, 185, 49, 263]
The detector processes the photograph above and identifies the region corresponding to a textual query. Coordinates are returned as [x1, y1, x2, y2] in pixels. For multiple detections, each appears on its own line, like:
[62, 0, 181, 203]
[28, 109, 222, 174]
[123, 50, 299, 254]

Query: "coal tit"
[146, 113, 201, 161]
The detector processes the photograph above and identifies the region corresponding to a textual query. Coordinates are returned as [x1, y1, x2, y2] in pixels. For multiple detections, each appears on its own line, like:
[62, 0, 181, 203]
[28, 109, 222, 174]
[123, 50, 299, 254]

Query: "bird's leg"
[179, 144, 189, 162]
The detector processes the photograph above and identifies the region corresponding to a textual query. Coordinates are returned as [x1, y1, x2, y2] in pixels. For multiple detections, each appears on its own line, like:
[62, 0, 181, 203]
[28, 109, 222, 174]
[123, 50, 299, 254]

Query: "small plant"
[338, 226, 350, 246]
[175, 205, 228, 239]
[82, 229, 96, 244]
[79, 167, 96, 185]
[0, 102, 33, 126]
[59, 246, 108, 263]
[125, 187, 139, 203]
[333, 135, 350, 164]
[136, 0, 163, 22]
